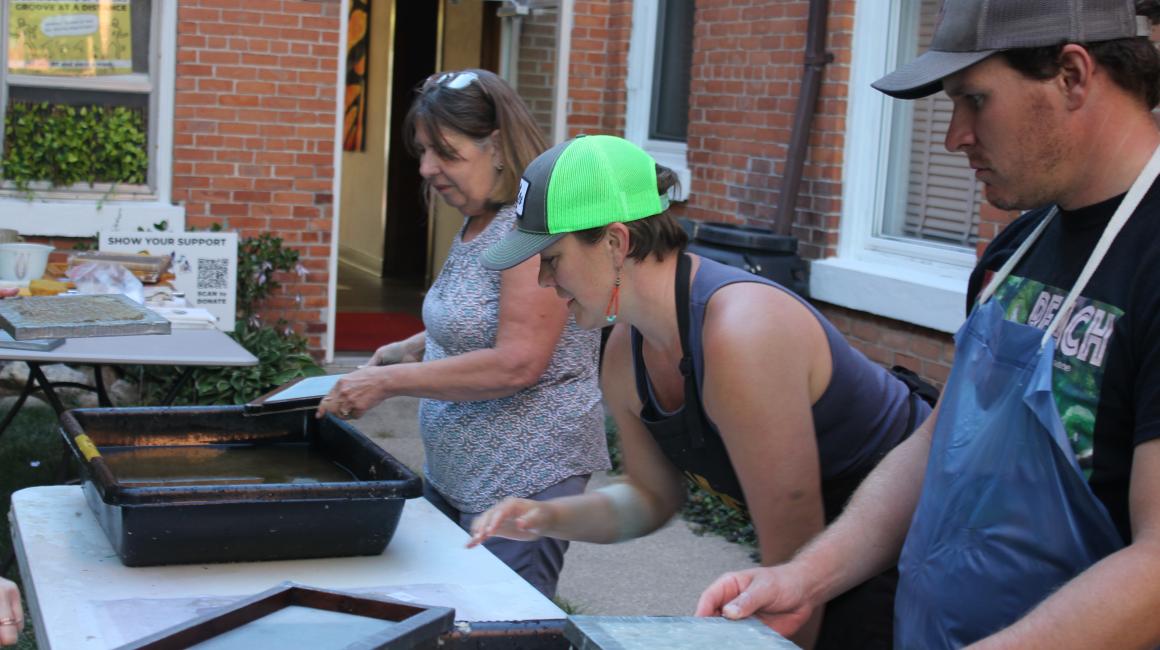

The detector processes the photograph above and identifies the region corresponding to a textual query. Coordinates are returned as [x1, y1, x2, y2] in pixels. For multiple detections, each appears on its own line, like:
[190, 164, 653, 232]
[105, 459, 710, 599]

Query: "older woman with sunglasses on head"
[470, 135, 932, 649]
[318, 69, 608, 598]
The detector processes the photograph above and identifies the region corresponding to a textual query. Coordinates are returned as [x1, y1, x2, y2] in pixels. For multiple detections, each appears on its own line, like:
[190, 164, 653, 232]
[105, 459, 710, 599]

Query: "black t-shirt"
[966, 183, 1160, 543]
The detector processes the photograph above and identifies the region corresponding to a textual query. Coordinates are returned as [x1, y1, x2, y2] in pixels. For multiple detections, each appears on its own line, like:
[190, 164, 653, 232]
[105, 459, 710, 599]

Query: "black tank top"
[630, 254, 927, 521]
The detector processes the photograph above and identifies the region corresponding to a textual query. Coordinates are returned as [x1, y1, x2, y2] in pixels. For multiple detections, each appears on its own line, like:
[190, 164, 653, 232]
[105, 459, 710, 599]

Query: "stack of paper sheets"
[0, 329, 63, 351]
[148, 306, 219, 330]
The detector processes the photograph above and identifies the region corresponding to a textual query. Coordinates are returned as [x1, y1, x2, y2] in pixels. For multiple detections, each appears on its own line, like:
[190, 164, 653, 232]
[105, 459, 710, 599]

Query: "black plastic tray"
[60, 405, 422, 567]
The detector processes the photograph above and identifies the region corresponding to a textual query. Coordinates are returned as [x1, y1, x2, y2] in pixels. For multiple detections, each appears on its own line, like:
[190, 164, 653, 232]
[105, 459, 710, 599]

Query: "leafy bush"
[683, 487, 758, 555]
[236, 232, 305, 325]
[2, 102, 147, 190]
[605, 415, 623, 474]
[138, 320, 324, 406]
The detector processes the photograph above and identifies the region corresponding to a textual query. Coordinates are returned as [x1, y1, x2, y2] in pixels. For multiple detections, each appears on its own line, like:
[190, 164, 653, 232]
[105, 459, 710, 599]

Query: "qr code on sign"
[198, 258, 229, 290]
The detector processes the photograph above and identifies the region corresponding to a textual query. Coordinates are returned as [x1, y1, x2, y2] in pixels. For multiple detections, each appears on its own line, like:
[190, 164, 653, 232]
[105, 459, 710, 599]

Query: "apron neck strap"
[976, 206, 1057, 306]
[1040, 144, 1160, 347]
[976, 144, 1160, 347]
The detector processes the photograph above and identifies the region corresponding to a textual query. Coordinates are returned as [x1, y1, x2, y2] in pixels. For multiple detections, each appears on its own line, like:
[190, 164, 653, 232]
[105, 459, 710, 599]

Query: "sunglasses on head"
[431, 70, 479, 90]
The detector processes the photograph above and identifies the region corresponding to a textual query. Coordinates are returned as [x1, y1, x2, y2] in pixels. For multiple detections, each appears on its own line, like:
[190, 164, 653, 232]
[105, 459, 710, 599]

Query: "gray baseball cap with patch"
[480, 135, 668, 271]
[873, 0, 1152, 100]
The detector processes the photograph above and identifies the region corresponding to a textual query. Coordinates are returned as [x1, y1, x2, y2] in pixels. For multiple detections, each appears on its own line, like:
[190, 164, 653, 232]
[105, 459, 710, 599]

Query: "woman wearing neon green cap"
[318, 70, 609, 599]
[472, 134, 932, 648]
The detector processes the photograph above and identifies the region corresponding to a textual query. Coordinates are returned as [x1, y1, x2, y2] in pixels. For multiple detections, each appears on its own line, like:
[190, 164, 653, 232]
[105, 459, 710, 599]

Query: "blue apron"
[894, 146, 1160, 648]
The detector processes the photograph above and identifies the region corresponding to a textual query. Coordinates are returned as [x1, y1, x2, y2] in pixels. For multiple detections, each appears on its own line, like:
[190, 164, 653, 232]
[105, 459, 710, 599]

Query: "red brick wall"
[170, 0, 342, 354]
[681, 0, 853, 260]
[818, 304, 955, 389]
[976, 202, 1019, 257]
[515, 12, 559, 141]
[567, 0, 633, 137]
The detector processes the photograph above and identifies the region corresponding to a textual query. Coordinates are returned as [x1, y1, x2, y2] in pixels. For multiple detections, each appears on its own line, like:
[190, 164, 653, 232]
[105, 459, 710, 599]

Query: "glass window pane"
[7, 0, 151, 76]
[649, 0, 693, 142]
[880, 0, 981, 250]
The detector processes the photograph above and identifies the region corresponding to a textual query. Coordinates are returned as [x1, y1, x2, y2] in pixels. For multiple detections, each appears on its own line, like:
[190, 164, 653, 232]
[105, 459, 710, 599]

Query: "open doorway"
[382, 1, 439, 285]
[335, 0, 438, 353]
[336, 0, 506, 354]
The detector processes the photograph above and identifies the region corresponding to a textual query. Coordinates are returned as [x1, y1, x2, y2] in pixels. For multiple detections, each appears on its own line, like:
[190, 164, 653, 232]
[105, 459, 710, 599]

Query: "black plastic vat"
[60, 405, 422, 567]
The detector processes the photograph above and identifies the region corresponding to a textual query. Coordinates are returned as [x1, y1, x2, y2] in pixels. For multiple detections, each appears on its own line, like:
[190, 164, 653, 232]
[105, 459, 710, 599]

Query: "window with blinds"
[881, 0, 982, 249]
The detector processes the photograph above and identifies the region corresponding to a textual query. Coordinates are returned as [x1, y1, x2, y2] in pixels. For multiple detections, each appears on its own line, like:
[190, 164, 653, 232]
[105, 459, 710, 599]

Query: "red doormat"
[334, 312, 424, 352]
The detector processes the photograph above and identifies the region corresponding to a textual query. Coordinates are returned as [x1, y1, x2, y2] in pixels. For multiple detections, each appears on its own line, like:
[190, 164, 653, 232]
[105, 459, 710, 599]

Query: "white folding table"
[0, 328, 258, 437]
[9, 486, 565, 649]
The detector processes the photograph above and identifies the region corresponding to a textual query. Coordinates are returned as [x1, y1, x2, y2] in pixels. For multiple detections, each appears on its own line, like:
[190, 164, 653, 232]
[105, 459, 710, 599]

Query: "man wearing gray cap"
[696, 0, 1160, 647]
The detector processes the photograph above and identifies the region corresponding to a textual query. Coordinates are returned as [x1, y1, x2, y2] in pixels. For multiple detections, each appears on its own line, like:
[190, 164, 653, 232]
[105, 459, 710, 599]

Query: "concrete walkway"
[327, 357, 758, 616]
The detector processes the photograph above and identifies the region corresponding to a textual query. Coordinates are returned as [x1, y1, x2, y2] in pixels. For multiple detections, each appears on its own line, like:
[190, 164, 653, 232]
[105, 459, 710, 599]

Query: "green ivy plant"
[683, 486, 758, 559]
[1, 102, 147, 192]
[135, 231, 323, 406]
[166, 320, 324, 405]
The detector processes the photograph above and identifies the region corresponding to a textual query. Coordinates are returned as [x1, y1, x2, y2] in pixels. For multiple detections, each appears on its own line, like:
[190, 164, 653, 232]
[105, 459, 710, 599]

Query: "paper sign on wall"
[7, 0, 133, 76]
[100, 232, 238, 331]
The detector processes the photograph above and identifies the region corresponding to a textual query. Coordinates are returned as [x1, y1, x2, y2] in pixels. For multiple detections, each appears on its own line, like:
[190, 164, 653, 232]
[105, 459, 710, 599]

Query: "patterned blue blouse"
[419, 205, 609, 513]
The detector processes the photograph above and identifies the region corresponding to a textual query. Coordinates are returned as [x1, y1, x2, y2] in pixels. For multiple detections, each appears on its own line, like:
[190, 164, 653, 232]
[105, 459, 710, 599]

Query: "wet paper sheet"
[244, 374, 346, 414]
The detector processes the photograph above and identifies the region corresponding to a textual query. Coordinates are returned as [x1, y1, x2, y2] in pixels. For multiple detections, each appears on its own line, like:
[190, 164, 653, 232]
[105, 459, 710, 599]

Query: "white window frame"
[0, 0, 184, 236]
[809, 0, 970, 333]
[625, 0, 690, 200]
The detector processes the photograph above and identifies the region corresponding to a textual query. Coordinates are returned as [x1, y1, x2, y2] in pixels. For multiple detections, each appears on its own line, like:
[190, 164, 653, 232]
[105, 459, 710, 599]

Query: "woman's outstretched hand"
[468, 497, 558, 548]
[367, 340, 421, 367]
[315, 366, 392, 420]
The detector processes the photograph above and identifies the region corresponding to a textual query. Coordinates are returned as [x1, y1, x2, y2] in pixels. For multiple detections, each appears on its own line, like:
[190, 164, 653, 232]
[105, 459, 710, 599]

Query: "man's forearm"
[969, 540, 1160, 649]
[796, 414, 934, 604]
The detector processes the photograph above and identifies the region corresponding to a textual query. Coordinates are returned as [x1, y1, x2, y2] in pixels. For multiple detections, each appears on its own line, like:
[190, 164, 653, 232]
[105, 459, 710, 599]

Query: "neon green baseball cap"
[480, 135, 670, 271]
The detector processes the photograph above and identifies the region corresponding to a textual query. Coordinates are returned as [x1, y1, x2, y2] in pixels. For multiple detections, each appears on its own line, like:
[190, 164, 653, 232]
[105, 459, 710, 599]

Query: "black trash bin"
[687, 222, 809, 298]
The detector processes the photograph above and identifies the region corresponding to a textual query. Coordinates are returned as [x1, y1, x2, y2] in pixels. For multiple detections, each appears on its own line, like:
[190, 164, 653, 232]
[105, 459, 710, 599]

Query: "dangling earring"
[604, 270, 621, 323]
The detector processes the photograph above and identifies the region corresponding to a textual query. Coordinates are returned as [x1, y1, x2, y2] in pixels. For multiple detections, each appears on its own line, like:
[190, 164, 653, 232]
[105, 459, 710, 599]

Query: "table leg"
[26, 364, 66, 415]
[91, 364, 112, 407]
[0, 361, 82, 440]
[162, 368, 196, 405]
[0, 370, 40, 441]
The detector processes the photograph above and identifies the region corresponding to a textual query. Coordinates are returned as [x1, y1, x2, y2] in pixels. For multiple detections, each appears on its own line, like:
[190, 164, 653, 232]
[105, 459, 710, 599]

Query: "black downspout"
[774, 0, 833, 236]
